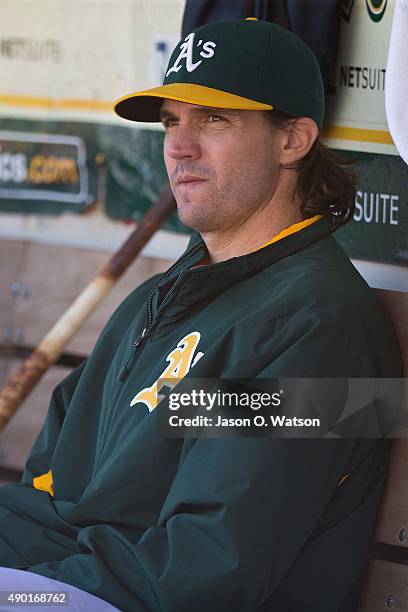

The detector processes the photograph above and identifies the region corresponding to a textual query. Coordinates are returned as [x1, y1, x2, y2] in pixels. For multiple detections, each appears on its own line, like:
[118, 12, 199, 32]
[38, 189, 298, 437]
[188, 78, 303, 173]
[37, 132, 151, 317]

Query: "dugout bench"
[358, 289, 408, 612]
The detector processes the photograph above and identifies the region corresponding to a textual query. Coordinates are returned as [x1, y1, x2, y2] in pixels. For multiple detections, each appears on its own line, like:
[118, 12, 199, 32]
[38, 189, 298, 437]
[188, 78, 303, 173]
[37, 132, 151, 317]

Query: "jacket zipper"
[117, 242, 204, 382]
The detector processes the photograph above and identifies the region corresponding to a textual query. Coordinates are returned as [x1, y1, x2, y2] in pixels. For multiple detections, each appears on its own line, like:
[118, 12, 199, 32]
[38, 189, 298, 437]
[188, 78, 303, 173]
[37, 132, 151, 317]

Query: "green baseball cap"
[114, 18, 325, 129]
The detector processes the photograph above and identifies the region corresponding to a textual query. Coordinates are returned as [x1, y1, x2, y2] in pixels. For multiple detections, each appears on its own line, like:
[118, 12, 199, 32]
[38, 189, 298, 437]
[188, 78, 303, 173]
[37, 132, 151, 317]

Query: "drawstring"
[117, 242, 204, 383]
[117, 328, 146, 382]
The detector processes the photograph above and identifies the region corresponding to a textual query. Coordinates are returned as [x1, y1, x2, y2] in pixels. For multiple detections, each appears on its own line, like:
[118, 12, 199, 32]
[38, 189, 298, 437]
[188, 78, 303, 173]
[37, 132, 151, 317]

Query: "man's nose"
[165, 128, 201, 161]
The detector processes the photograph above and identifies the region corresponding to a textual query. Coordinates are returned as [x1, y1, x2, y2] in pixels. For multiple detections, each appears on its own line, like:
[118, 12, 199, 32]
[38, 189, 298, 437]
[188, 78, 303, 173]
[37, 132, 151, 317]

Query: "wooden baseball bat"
[0, 184, 176, 432]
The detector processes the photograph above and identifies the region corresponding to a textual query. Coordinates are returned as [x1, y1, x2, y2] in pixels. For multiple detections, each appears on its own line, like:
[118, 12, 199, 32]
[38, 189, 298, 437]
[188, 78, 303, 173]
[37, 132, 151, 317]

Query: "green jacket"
[0, 217, 402, 611]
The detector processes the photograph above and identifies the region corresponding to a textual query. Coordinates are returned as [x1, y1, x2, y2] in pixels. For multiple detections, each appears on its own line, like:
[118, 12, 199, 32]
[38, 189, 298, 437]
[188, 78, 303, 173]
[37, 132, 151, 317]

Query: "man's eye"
[162, 118, 178, 129]
[208, 114, 225, 123]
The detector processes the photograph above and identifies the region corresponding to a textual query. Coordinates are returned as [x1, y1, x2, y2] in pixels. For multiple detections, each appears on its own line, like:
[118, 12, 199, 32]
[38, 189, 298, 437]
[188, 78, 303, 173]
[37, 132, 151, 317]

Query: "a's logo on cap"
[166, 32, 217, 77]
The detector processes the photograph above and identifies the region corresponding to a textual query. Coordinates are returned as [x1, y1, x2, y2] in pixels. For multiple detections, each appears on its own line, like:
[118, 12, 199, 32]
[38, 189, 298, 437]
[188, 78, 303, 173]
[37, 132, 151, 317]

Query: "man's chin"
[177, 207, 217, 234]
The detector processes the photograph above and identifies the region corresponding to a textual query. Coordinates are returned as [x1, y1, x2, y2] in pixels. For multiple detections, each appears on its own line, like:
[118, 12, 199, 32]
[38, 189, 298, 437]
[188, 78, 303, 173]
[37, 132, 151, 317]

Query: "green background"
[0, 118, 407, 264]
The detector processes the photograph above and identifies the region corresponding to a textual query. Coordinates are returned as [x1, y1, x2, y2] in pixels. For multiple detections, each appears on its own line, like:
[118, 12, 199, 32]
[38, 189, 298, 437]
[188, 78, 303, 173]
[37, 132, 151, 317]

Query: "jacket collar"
[154, 215, 334, 320]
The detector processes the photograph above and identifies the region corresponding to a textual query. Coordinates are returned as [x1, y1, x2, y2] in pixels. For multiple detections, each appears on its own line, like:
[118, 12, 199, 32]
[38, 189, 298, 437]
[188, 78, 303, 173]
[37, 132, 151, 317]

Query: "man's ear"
[279, 118, 318, 166]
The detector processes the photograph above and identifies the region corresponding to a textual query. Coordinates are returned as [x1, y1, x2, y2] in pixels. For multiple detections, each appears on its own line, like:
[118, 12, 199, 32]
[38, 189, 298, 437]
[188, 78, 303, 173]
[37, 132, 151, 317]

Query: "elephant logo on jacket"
[129, 331, 204, 412]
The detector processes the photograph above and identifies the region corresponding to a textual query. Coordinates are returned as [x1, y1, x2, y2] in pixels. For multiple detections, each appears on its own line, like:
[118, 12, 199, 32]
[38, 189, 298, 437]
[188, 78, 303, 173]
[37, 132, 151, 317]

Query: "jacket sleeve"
[25, 310, 386, 612]
[27, 436, 357, 612]
[21, 361, 87, 485]
[0, 363, 86, 568]
[0, 276, 160, 569]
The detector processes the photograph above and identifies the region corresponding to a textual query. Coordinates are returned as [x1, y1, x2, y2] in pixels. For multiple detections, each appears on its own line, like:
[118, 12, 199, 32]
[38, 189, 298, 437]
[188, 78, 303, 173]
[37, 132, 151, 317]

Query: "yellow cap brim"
[114, 83, 273, 122]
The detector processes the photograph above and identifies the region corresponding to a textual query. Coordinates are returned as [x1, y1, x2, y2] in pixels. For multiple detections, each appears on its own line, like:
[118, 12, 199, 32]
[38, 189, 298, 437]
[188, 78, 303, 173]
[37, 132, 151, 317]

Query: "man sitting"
[0, 18, 402, 612]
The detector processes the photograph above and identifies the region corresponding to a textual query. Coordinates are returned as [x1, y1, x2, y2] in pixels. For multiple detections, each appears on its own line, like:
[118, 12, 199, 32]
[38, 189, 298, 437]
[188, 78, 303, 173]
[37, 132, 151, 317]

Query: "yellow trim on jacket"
[255, 215, 323, 252]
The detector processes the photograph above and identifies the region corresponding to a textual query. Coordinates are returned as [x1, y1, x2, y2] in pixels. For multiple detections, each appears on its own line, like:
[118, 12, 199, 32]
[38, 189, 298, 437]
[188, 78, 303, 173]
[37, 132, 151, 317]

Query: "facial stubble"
[172, 147, 281, 234]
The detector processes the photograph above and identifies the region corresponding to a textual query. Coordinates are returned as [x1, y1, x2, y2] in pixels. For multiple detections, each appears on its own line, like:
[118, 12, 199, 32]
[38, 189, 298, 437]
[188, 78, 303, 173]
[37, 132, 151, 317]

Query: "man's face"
[161, 100, 284, 233]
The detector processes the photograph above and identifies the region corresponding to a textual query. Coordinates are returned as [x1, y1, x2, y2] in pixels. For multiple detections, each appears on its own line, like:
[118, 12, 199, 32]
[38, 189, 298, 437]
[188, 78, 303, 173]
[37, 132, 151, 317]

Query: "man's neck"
[201, 197, 302, 264]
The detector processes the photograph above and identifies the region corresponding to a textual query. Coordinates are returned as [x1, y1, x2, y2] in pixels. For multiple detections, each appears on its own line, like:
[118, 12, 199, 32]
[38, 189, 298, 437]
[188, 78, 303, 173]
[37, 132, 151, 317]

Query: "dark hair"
[264, 110, 356, 229]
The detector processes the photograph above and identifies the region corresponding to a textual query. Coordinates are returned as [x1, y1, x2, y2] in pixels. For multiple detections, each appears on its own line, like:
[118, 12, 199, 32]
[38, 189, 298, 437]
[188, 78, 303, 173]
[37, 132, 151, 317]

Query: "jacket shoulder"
[261, 236, 402, 376]
[269, 235, 381, 316]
